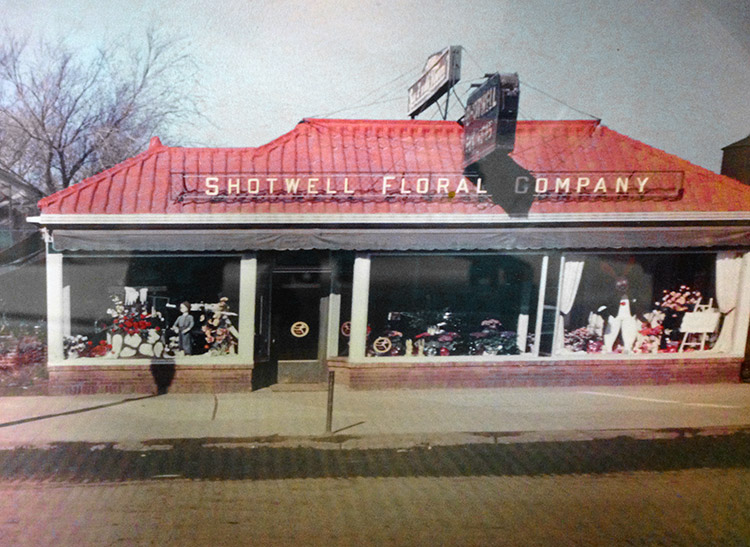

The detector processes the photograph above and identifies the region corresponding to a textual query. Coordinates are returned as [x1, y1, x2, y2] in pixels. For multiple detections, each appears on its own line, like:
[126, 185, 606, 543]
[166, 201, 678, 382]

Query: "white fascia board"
[27, 211, 750, 226]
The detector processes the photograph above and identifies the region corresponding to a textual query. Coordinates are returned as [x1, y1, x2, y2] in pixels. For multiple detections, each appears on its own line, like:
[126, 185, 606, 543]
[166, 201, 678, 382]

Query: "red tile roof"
[37, 118, 750, 218]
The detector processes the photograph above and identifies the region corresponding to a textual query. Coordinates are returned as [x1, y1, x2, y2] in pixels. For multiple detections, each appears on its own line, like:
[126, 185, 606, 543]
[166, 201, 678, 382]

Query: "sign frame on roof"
[463, 73, 520, 166]
[407, 46, 461, 118]
[464, 73, 501, 165]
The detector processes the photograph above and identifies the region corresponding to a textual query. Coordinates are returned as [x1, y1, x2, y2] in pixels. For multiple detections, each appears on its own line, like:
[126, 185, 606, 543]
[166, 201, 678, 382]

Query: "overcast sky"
[4, 0, 750, 172]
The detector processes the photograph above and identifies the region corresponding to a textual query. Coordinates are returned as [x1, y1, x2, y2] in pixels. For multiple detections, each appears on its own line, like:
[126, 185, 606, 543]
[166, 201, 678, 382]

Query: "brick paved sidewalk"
[0, 383, 747, 448]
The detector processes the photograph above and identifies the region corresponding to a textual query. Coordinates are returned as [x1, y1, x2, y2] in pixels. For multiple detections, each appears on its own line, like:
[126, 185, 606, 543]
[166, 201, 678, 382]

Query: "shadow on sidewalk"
[0, 395, 156, 429]
[1, 429, 749, 483]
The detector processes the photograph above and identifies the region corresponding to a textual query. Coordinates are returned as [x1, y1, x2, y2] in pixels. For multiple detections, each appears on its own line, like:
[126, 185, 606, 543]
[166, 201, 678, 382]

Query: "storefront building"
[29, 118, 750, 393]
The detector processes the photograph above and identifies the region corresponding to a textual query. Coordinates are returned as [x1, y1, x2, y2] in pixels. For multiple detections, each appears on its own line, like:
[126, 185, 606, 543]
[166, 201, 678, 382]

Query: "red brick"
[48, 364, 253, 395]
[328, 358, 742, 390]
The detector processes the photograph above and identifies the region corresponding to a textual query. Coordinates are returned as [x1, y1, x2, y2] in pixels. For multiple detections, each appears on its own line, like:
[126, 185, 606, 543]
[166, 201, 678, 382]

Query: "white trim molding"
[27, 211, 750, 226]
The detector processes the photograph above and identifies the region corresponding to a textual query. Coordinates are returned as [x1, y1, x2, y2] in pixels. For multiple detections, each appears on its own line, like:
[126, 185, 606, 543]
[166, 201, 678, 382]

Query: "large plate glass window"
[63, 255, 241, 359]
[556, 252, 739, 355]
[367, 254, 544, 357]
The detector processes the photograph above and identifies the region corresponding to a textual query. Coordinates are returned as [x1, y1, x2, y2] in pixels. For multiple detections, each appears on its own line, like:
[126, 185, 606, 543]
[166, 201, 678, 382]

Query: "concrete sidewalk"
[0, 383, 748, 448]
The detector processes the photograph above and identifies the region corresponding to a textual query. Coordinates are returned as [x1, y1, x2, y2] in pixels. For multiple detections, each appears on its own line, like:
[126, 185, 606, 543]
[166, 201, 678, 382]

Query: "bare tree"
[0, 27, 203, 194]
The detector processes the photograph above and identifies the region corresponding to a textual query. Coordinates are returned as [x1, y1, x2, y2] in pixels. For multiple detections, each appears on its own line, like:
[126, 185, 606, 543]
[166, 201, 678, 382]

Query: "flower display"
[469, 319, 520, 355]
[633, 322, 663, 353]
[658, 286, 702, 312]
[67, 292, 167, 359]
[63, 335, 112, 359]
[565, 283, 716, 354]
[201, 299, 239, 355]
[104, 296, 154, 336]
[564, 326, 604, 353]
[87, 340, 113, 357]
[415, 329, 463, 356]
[63, 335, 89, 359]
[369, 311, 526, 357]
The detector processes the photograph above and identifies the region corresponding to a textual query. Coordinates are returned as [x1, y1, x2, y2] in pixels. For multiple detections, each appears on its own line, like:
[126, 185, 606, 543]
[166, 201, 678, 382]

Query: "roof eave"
[27, 211, 750, 227]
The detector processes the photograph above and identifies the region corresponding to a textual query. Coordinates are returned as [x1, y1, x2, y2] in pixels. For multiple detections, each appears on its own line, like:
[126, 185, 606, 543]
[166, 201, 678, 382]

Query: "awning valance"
[50, 226, 750, 252]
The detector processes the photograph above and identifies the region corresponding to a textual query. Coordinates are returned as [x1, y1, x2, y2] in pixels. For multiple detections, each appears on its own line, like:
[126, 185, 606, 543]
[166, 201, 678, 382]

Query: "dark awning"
[50, 226, 750, 252]
[0, 233, 44, 276]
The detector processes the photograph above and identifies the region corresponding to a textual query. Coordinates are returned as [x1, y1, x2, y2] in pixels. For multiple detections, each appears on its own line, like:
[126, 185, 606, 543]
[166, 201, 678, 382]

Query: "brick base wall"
[48, 363, 253, 395]
[46, 357, 743, 394]
[328, 357, 743, 390]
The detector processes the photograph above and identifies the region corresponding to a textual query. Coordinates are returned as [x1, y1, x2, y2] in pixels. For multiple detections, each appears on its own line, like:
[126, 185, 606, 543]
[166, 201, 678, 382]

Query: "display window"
[62, 255, 241, 360]
[367, 253, 544, 357]
[557, 252, 741, 355]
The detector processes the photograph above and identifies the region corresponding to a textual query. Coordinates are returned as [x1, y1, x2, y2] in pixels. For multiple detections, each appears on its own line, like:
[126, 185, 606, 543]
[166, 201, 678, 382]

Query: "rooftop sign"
[464, 73, 520, 166]
[407, 46, 461, 118]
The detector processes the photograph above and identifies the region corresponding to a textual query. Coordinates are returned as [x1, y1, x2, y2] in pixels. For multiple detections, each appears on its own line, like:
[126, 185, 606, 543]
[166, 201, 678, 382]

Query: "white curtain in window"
[554, 260, 585, 353]
[713, 252, 743, 352]
[516, 314, 529, 352]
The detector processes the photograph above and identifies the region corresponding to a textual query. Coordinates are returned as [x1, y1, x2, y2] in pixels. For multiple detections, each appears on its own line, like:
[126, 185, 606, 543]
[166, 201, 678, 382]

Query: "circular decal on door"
[372, 336, 392, 355]
[340, 321, 351, 337]
[290, 321, 310, 338]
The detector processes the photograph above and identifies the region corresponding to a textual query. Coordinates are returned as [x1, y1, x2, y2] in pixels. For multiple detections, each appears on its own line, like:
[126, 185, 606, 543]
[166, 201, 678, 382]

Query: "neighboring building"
[722, 134, 750, 186]
[0, 168, 46, 330]
[29, 118, 750, 394]
[0, 167, 42, 250]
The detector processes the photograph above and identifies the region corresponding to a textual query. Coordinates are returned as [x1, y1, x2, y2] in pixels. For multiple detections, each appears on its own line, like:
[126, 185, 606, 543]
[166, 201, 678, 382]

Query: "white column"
[327, 293, 342, 358]
[238, 255, 257, 362]
[62, 285, 71, 338]
[46, 251, 65, 364]
[349, 254, 371, 362]
[532, 255, 549, 356]
[731, 252, 750, 356]
[551, 255, 565, 354]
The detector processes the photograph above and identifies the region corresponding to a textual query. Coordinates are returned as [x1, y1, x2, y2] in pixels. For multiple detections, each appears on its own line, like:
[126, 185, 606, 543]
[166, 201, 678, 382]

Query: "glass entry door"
[253, 251, 332, 388]
[271, 269, 327, 361]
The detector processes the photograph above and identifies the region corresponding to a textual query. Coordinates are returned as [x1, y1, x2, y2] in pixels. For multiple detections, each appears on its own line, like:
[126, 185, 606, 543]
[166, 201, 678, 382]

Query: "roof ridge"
[517, 119, 600, 126]
[301, 118, 461, 127]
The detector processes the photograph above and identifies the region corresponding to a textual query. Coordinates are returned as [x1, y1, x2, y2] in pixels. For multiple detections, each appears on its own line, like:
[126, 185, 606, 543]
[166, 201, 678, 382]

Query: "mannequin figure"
[603, 277, 639, 353]
[172, 301, 194, 355]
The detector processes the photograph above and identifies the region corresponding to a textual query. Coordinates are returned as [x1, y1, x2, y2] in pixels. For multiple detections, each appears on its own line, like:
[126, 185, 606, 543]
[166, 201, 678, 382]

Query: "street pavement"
[1, 383, 749, 544]
[0, 383, 748, 448]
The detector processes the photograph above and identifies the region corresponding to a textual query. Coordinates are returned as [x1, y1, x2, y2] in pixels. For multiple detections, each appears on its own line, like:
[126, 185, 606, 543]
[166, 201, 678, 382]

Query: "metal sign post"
[325, 370, 335, 433]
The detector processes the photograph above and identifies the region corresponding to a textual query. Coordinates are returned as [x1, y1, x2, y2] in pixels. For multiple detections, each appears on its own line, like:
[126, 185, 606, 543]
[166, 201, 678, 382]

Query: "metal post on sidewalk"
[325, 370, 335, 433]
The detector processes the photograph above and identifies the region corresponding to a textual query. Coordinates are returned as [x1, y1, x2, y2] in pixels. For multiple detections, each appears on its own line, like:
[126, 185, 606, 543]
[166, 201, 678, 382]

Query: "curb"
[1, 425, 747, 451]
